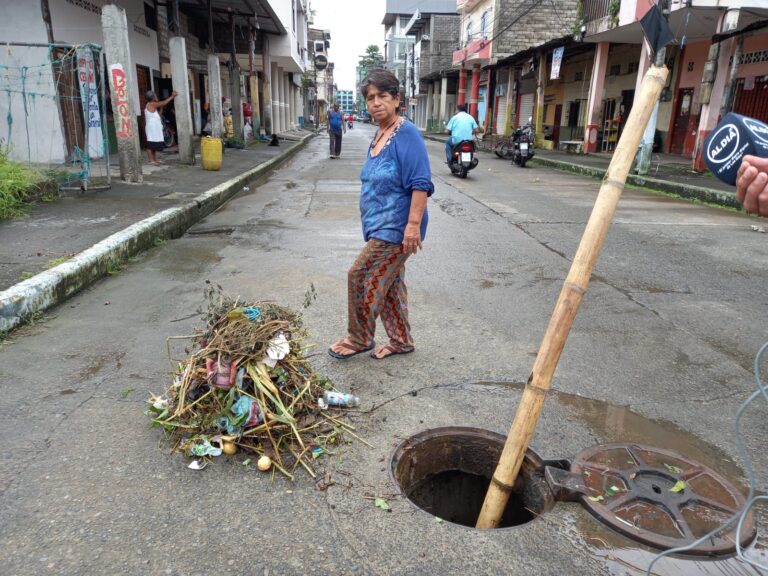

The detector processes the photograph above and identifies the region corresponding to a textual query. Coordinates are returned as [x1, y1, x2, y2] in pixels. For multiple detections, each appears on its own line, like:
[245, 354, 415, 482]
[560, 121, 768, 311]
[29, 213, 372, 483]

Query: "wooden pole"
[475, 64, 669, 529]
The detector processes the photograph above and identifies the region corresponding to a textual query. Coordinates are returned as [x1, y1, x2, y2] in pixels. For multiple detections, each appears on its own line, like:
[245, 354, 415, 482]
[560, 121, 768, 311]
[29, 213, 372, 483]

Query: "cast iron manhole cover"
[548, 443, 755, 556]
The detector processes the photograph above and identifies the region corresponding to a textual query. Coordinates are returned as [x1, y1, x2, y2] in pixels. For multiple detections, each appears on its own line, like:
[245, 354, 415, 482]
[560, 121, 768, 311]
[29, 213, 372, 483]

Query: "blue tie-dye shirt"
[360, 119, 435, 244]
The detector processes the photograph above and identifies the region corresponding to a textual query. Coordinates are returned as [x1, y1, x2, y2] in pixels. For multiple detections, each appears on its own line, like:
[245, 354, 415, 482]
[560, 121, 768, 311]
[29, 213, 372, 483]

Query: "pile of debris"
[146, 285, 363, 478]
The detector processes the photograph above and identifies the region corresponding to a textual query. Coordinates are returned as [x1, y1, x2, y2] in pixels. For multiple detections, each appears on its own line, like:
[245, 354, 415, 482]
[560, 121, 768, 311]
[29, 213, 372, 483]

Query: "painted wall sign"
[76, 46, 104, 158]
[109, 64, 133, 139]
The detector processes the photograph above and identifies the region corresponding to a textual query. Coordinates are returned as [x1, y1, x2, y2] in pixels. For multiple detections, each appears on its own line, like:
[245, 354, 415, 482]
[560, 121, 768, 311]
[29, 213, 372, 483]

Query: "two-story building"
[574, 0, 767, 168]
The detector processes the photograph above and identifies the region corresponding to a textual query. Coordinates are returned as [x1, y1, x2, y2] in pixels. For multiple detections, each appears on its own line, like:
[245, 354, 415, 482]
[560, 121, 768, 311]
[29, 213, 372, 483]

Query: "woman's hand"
[402, 223, 422, 255]
[736, 155, 768, 216]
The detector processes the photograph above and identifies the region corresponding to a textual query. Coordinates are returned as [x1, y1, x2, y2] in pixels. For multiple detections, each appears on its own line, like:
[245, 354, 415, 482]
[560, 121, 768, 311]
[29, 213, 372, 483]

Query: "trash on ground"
[146, 285, 363, 478]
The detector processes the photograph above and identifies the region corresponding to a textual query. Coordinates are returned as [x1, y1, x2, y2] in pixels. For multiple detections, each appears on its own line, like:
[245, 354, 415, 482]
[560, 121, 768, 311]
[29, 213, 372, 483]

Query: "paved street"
[2, 124, 768, 575]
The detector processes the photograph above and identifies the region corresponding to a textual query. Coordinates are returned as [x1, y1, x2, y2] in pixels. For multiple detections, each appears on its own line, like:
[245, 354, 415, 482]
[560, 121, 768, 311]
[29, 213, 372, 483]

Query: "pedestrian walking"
[144, 90, 177, 165]
[328, 103, 345, 159]
[328, 69, 434, 361]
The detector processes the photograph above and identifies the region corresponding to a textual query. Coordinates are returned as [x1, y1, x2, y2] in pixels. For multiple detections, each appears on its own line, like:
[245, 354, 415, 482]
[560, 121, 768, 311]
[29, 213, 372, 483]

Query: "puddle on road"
[435, 382, 767, 574]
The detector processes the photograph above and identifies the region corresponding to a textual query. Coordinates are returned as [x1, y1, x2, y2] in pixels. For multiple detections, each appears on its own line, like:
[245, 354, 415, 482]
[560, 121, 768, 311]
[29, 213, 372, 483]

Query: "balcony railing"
[582, 0, 611, 22]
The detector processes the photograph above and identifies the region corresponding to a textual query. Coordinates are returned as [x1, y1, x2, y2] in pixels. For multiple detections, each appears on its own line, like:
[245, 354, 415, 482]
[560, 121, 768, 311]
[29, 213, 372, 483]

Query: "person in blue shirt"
[328, 103, 346, 159]
[444, 103, 480, 163]
[328, 69, 434, 361]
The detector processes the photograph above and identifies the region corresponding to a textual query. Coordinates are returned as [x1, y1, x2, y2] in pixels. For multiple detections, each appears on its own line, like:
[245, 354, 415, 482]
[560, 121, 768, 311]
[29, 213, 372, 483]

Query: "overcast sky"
[309, 0, 387, 91]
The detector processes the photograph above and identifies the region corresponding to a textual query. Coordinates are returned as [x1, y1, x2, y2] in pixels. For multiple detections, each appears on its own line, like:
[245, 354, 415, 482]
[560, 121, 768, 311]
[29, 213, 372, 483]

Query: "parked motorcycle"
[512, 120, 535, 168]
[448, 140, 479, 178]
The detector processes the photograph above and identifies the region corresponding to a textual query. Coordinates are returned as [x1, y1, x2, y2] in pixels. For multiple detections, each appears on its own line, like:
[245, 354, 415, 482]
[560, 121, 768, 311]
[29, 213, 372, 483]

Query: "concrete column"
[425, 83, 433, 131]
[249, 75, 261, 134]
[458, 68, 467, 106]
[262, 38, 272, 135]
[169, 37, 194, 164]
[230, 65, 242, 138]
[271, 63, 280, 133]
[534, 52, 546, 147]
[584, 41, 609, 153]
[207, 55, 224, 138]
[506, 66, 515, 135]
[693, 11, 738, 170]
[634, 43, 656, 175]
[101, 4, 142, 182]
[469, 64, 481, 119]
[439, 75, 448, 125]
[279, 72, 287, 132]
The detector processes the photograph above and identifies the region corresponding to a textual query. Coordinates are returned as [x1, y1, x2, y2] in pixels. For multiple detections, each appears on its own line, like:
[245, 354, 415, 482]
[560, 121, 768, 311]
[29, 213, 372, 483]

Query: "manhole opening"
[391, 427, 553, 528]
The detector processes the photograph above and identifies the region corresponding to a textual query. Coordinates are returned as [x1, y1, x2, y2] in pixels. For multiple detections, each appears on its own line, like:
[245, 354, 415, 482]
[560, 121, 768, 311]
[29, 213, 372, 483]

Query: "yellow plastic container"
[201, 137, 223, 171]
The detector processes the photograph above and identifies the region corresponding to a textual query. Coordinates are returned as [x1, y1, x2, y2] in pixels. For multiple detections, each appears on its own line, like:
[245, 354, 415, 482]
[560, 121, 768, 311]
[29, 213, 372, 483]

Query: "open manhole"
[390, 427, 562, 528]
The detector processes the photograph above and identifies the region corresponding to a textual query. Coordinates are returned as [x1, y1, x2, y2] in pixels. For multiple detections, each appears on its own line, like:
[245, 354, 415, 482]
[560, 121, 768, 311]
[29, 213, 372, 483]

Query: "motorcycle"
[448, 140, 479, 178]
[511, 121, 535, 168]
[347, 120, 353, 129]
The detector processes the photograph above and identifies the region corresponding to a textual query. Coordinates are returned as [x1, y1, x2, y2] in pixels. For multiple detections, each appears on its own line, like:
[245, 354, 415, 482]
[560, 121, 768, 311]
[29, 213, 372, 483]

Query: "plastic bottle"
[322, 390, 360, 408]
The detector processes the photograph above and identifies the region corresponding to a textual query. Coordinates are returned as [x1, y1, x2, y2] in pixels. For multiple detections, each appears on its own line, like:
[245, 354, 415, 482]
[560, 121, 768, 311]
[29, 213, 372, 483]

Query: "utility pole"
[634, 1, 670, 175]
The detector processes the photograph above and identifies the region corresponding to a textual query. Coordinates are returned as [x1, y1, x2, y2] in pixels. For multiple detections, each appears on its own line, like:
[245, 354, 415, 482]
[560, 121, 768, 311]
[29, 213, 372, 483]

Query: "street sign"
[314, 55, 328, 71]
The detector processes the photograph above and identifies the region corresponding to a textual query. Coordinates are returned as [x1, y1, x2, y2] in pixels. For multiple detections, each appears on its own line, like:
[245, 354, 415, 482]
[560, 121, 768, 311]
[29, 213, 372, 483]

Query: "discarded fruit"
[222, 441, 238, 455]
[258, 455, 272, 471]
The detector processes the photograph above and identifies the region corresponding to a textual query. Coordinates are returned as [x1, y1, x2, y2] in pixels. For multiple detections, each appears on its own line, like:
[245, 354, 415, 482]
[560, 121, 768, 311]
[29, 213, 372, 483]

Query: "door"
[733, 77, 768, 123]
[518, 92, 534, 128]
[136, 64, 151, 147]
[670, 87, 693, 155]
[552, 104, 562, 146]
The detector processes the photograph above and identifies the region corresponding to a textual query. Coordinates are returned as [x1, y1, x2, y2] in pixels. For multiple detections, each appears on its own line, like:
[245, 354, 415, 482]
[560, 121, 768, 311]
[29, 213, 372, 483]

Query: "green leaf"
[242, 459, 252, 467]
[435, 517, 444, 524]
[664, 464, 684, 475]
[670, 480, 686, 493]
[374, 497, 391, 511]
[606, 485, 620, 496]
[120, 387, 135, 399]
[588, 495, 604, 502]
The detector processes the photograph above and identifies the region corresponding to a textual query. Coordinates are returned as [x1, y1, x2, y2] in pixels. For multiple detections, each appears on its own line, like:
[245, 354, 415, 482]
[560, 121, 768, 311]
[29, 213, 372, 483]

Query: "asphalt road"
[1, 123, 767, 575]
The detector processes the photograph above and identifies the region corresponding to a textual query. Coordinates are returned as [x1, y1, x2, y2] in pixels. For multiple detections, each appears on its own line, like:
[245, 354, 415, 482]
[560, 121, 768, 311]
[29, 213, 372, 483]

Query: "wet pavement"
[1, 123, 767, 575]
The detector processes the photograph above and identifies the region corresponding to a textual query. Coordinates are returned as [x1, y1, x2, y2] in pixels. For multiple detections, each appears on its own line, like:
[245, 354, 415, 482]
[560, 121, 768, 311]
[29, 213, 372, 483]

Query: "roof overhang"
[584, 6, 768, 45]
[178, 0, 285, 36]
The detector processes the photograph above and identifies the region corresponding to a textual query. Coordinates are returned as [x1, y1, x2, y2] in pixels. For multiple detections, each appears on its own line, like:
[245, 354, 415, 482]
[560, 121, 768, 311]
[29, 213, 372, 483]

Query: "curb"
[0, 133, 314, 333]
[529, 156, 740, 209]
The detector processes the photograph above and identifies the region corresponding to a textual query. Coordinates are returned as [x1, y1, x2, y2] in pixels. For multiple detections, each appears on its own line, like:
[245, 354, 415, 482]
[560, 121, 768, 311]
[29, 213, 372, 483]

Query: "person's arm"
[736, 155, 768, 216]
[444, 116, 453, 135]
[403, 191, 428, 254]
[158, 91, 178, 108]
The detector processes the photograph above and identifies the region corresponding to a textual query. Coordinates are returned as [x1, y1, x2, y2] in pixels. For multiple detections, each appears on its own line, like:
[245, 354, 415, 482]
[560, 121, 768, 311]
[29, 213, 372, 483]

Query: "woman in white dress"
[144, 90, 177, 165]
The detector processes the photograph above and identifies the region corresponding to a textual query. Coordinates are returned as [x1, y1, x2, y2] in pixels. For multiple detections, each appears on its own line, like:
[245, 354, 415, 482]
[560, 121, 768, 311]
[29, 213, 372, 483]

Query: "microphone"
[703, 113, 768, 185]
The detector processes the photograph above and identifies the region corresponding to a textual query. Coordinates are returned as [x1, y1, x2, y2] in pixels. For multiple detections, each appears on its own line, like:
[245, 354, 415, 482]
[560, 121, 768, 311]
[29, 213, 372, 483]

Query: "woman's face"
[365, 86, 399, 124]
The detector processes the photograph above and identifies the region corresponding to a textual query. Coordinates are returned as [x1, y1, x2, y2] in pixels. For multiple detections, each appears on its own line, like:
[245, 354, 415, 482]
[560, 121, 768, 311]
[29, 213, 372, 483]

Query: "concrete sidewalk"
[0, 130, 315, 332]
[423, 132, 741, 210]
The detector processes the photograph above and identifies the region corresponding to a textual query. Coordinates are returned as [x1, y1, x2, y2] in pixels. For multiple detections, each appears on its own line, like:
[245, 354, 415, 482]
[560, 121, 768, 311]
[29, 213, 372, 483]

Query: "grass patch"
[46, 256, 70, 268]
[153, 237, 167, 247]
[0, 148, 59, 219]
[19, 271, 35, 280]
[106, 258, 125, 276]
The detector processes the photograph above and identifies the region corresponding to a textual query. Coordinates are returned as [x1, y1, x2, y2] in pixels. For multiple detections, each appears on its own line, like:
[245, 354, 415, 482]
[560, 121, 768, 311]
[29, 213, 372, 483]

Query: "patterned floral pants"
[347, 239, 413, 351]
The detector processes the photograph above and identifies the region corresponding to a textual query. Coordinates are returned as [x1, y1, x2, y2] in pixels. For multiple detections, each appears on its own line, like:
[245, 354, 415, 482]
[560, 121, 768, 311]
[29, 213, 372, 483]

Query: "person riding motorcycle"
[444, 103, 482, 163]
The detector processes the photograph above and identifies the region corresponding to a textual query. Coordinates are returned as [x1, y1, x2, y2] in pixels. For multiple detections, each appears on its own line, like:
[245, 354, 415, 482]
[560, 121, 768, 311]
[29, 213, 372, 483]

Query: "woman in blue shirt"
[329, 69, 434, 360]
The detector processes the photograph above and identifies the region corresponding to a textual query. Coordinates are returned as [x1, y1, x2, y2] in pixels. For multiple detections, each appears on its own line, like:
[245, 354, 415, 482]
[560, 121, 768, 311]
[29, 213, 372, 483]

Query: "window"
[628, 61, 638, 74]
[292, 0, 296, 32]
[466, 20, 473, 43]
[609, 64, 621, 76]
[144, 1, 157, 31]
[574, 70, 584, 82]
[314, 41, 325, 54]
[480, 10, 490, 38]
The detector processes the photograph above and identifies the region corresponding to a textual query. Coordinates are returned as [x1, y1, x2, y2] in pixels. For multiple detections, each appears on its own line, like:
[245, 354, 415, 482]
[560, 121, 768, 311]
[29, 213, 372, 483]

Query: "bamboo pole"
[476, 65, 669, 529]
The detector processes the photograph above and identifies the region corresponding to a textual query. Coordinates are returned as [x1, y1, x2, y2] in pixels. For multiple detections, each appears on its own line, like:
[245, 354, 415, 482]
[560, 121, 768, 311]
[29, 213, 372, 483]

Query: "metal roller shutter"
[518, 93, 534, 127]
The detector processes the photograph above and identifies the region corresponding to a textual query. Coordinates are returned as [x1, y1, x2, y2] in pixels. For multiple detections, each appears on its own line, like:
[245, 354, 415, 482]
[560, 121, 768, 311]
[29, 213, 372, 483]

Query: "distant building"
[336, 90, 355, 115]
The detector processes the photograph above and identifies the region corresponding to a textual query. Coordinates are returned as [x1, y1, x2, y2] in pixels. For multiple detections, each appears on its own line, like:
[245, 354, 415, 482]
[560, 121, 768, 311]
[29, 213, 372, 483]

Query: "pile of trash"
[146, 285, 363, 478]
